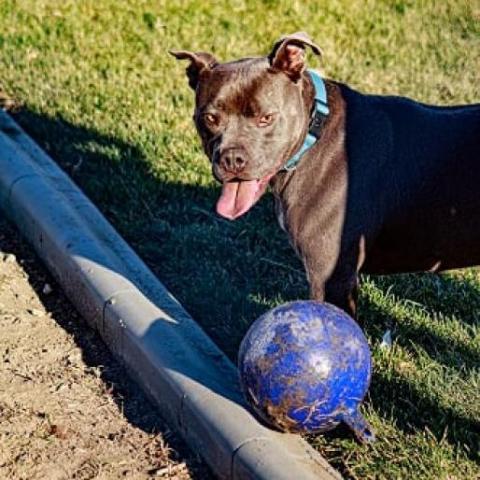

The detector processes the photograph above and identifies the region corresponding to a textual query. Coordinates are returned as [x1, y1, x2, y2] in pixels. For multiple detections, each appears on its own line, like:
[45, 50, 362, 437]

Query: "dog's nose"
[219, 147, 248, 173]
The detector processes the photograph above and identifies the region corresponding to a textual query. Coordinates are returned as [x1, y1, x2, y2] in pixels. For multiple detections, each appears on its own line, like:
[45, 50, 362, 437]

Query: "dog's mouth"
[216, 173, 274, 220]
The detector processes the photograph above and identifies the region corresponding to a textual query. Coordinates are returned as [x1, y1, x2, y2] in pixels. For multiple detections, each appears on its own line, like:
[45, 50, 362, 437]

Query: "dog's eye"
[258, 113, 275, 127]
[203, 113, 219, 127]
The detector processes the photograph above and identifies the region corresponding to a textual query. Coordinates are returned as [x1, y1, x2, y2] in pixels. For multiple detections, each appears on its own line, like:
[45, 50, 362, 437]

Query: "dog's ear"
[268, 32, 322, 82]
[169, 50, 218, 89]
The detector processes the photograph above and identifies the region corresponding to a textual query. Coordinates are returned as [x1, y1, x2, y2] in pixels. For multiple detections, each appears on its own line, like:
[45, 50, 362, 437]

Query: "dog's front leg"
[324, 274, 359, 319]
[306, 260, 359, 320]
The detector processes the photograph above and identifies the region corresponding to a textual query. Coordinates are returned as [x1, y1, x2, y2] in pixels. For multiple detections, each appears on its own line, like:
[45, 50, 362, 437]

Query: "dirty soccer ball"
[238, 301, 375, 442]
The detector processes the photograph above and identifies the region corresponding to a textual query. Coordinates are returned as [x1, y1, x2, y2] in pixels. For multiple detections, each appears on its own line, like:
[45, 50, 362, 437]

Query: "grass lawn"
[1, 0, 479, 478]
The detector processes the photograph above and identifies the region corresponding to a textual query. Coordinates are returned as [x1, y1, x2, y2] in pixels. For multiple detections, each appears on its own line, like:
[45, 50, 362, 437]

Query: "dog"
[170, 32, 480, 319]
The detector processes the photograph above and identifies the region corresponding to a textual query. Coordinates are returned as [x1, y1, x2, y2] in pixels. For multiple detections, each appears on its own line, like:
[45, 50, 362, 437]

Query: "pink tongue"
[216, 179, 260, 220]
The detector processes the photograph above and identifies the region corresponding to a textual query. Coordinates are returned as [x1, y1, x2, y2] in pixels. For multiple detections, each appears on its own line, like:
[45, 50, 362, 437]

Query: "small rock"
[48, 424, 69, 440]
[2, 253, 16, 263]
[42, 283, 53, 295]
[28, 308, 44, 317]
[380, 329, 392, 350]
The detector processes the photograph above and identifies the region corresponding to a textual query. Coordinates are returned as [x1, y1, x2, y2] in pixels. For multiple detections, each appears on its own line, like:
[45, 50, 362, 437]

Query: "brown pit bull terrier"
[170, 32, 480, 319]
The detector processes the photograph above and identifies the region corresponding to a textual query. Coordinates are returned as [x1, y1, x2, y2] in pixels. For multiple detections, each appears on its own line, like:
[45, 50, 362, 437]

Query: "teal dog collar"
[282, 69, 329, 171]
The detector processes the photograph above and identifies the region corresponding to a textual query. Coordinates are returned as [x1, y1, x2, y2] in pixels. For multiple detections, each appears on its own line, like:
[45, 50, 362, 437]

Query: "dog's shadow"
[11, 108, 479, 463]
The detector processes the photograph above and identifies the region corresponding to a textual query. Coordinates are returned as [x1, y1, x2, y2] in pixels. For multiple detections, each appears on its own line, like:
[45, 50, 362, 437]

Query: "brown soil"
[0, 214, 211, 480]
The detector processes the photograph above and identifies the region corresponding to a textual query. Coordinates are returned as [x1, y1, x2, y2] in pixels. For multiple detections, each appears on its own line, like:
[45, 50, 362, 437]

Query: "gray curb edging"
[0, 110, 341, 480]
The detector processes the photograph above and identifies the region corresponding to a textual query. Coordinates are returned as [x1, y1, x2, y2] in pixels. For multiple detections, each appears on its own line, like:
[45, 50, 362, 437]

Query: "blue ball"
[238, 301, 375, 442]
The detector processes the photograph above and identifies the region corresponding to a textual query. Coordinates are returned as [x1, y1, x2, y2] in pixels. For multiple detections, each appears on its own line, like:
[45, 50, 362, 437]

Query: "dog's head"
[170, 32, 322, 220]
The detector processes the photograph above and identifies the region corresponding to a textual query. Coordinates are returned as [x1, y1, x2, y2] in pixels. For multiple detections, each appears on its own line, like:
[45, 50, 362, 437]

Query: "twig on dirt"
[12, 370, 33, 382]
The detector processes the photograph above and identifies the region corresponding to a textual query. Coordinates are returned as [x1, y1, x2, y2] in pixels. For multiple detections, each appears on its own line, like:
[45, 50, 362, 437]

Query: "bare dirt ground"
[0, 214, 210, 480]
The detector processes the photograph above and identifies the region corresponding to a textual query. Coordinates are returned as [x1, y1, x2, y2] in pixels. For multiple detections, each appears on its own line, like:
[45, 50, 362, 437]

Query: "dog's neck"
[270, 72, 330, 197]
[281, 70, 330, 172]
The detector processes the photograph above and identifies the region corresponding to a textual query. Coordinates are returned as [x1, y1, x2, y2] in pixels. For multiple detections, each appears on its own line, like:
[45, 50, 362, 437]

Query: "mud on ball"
[238, 301, 375, 443]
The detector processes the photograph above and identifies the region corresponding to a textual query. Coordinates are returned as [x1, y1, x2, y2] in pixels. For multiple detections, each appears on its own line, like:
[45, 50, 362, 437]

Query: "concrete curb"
[0, 110, 341, 480]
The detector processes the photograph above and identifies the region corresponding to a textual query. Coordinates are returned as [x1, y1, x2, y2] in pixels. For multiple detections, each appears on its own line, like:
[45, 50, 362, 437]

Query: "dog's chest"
[273, 195, 304, 257]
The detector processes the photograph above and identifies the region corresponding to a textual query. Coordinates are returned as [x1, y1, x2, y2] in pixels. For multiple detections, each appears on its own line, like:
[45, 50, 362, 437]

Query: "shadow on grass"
[369, 369, 480, 461]
[12, 108, 309, 356]
[365, 282, 480, 376]
[10, 108, 479, 463]
[359, 275, 480, 462]
[377, 272, 480, 326]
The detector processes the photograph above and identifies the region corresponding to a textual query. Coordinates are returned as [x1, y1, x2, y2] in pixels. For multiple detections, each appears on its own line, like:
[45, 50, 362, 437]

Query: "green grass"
[1, 1, 479, 478]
